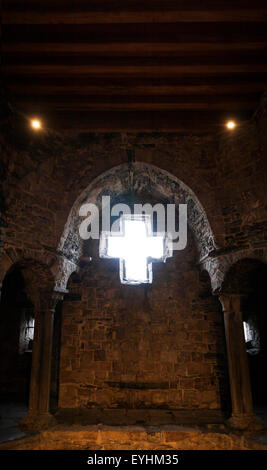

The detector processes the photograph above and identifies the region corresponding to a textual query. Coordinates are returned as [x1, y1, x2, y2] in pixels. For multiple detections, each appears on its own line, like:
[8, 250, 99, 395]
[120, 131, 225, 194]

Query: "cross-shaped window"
[100, 214, 172, 285]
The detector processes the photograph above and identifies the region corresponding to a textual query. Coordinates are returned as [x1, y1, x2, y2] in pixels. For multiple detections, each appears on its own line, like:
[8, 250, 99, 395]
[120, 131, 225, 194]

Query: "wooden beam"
[4, 64, 267, 76]
[3, 42, 267, 56]
[15, 107, 252, 121]
[4, 0, 267, 10]
[3, 9, 267, 24]
[9, 84, 266, 97]
[3, 23, 267, 43]
[14, 90, 259, 110]
[3, 52, 267, 67]
[17, 109, 249, 133]
[6, 75, 267, 87]
[14, 101, 258, 111]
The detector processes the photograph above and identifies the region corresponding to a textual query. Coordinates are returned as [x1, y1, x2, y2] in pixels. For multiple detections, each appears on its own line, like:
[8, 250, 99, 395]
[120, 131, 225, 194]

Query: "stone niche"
[58, 190, 229, 417]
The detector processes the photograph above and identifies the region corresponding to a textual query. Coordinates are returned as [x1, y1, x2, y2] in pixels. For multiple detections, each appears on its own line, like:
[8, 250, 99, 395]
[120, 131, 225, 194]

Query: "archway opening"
[59, 162, 217, 267]
[222, 258, 267, 420]
[0, 266, 33, 435]
[56, 186, 228, 425]
[242, 263, 267, 414]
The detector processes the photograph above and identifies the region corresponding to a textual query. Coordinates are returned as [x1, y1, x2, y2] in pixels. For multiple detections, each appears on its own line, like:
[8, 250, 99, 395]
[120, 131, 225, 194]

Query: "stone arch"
[218, 256, 267, 426]
[221, 257, 267, 295]
[0, 263, 34, 406]
[0, 253, 55, 411]
[0, 246, 77, 294]
[58, 162, 217, 265]
[202, 247, 267, 293]
[0, 247, 56, 286]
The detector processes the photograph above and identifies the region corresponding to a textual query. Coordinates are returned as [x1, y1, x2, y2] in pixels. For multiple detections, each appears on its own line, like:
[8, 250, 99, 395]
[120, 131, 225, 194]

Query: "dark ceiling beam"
[4, 64, 267, 76]
[3, 42, 267, 56]
[2, 3, 266, 134]
[6, 75, 267, 87]
[3, 0, 267, 10]
[19, 109, 248, 133]
[13, 92, 259, 105]
[10, 85, 265, 96]
[3, 53, 267, 67]
[3, 9, 267, 24]
[3, 23, 267, 43]
[15, 102, 258, 112]
[18, 108, 250, 119]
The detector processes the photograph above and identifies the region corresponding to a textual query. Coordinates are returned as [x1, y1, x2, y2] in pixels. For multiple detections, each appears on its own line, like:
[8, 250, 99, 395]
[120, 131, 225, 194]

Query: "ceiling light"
[31, 119, 42, 130]
[226, 120, 236, 130]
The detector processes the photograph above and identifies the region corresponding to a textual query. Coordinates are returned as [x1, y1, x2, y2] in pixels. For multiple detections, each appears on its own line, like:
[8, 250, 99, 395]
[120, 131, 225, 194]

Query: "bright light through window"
[100, 214, 172, 285]
[243, 321, 252, 343]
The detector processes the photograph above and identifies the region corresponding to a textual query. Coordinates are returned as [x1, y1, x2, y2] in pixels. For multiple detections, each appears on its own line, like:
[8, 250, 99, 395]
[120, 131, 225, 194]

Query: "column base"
[227, 413, 263, 431]
[20, 411, 57, 431]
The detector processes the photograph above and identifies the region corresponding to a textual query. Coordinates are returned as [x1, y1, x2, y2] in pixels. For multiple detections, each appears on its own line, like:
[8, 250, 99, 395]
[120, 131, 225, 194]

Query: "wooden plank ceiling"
[2, 0, 267, 133]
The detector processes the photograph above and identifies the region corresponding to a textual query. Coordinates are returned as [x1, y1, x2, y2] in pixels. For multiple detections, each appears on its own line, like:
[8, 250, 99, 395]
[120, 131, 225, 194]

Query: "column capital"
[39, 288, 67, 312]
[51, 288, 67, 309]
[218, 293, 231, 313]
[218, 293, 243, 316]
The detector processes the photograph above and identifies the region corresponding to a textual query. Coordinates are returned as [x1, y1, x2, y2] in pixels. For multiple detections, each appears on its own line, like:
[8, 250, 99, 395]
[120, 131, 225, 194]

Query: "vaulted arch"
[58, 162, 217, 265]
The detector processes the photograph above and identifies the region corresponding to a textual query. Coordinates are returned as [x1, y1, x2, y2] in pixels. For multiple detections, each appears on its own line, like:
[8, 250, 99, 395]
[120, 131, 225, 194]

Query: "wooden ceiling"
[2, 0, 267, 134]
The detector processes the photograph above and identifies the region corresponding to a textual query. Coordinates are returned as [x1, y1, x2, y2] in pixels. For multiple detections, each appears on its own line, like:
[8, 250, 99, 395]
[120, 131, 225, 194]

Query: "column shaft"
[38, 307, 55, 413]
[220, 295, 254, 416]
[28, 308, 43, 413]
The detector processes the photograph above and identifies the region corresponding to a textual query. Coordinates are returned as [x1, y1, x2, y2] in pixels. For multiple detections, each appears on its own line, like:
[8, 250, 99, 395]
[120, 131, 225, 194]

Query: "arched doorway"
[241, 262, 267, 415]
[0, 266, 34, 438]
[0, 255, 61, 434]
[56, 181, 228, 424]
[221, 258, 267, 425]
[0, 266, 33, 404]
[58, 162, 217, 265]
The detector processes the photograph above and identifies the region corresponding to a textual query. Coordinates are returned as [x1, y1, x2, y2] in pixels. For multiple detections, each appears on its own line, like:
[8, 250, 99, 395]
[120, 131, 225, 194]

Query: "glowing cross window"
[99, 214, 172, 285]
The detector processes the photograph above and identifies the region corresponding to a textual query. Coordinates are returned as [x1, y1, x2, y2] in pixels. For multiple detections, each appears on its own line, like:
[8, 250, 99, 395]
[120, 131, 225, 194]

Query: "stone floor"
[1, 403, 267, 450]
[0, 402, 27, 444]
[1, 424, 267, 450]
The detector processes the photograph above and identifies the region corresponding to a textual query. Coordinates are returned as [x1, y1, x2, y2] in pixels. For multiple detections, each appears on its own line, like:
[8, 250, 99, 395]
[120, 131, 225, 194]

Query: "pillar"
[22, 289, 65, 430]
[38, 291, 64, 414]
[219, 294, 262, 430]
[28, 300, 43, 414]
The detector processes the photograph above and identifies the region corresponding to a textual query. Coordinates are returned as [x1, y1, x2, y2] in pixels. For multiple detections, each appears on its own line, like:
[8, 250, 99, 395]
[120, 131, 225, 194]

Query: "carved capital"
[50, 288, 66, 310]
[218, 293, 243, 319]
[39, 288, 66, 313]
[218, 294, 231, 313]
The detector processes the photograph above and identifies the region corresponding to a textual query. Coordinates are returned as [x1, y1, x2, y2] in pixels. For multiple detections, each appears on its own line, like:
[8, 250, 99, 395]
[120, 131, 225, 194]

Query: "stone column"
[28, 301, 43, 415]
[38, 291, 64, 415]
[219, 294, 262, 430]
[22, 289, 65, 430]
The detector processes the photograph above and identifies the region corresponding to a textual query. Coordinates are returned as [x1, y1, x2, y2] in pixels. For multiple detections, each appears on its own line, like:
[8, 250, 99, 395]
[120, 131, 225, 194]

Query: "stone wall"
[59, 231, 229, 413]
[216, 100, 267, 252]
[1, 91, 266, 274]
[0, 89, 266, 418]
